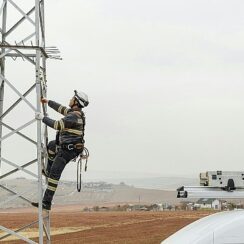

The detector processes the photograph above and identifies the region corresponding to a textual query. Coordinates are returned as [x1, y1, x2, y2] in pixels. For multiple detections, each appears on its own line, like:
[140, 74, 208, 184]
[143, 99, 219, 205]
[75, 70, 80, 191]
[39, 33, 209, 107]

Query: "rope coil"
[77, 147, 89, 192]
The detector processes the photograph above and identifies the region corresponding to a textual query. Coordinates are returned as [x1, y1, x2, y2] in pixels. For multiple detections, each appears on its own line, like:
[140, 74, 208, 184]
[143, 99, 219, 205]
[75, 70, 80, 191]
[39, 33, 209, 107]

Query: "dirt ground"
[0, 206, 214, 244]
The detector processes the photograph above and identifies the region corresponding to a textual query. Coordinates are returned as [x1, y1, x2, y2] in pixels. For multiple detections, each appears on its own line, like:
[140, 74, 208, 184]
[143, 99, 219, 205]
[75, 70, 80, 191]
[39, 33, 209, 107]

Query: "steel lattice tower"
[0, 0, 60, 243]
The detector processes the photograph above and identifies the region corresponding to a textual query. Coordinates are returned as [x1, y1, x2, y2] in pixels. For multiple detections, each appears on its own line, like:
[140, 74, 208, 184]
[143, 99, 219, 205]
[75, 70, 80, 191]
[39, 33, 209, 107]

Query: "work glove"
[41, 97, 49, 104]
[35, 112, 44, 120]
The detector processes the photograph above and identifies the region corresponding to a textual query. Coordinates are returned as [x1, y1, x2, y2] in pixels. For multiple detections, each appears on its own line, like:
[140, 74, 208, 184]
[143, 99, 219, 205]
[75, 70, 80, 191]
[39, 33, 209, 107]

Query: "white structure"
[200, 171, 244, 188]
[195, 198, 221, 210]
[161, 210, 244, 244]
[178, 171, 244, 199]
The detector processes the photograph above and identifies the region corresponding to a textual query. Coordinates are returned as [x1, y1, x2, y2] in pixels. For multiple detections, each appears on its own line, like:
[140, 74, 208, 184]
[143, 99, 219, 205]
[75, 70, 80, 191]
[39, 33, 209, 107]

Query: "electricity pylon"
[0, 1, 60, 243]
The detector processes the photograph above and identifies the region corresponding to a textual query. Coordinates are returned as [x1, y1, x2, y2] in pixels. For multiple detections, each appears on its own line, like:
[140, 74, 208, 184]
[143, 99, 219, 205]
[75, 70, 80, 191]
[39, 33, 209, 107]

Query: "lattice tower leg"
[0, 0, 55, 243]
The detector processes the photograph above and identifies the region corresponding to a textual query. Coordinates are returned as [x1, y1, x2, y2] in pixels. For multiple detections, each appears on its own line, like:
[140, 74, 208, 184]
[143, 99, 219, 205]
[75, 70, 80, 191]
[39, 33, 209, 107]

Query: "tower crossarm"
[0, 44, 62, 59]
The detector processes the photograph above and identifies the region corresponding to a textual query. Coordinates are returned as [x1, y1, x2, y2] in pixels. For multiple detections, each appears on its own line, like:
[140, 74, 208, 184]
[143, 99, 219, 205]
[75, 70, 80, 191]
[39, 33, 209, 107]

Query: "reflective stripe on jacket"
[42, 100, 85, 145]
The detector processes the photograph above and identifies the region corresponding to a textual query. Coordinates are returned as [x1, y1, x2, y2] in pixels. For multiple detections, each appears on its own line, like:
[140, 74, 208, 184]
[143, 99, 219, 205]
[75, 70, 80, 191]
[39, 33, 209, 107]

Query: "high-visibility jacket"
[43, 100, 86, 145]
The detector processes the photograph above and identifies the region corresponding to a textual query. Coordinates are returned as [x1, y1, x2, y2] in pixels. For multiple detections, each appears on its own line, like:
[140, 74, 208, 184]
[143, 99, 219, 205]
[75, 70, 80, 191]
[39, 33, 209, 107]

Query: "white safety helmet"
[74, 90, 89, 108]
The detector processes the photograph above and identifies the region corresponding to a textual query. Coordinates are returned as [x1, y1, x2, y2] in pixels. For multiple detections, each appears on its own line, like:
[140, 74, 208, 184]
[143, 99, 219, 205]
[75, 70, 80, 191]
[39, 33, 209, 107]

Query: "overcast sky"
[2, 0, 244, 180]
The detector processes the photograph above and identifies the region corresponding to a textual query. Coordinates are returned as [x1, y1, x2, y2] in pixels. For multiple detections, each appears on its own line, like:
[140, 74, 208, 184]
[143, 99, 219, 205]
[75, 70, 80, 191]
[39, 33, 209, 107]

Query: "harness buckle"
[67, 144, 74, 150]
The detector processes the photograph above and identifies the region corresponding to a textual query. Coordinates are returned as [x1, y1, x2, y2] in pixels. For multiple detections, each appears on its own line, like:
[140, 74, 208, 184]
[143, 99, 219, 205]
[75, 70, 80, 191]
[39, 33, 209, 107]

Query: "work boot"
[31, 201, 51, 211]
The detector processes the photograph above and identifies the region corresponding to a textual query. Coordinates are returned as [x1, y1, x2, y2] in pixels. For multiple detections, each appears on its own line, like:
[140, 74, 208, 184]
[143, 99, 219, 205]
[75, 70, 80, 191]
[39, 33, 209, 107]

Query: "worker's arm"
[41, 98, 71, 116]
[42, 116, 65, 130]
[42, 113, 83, 138]
[48, 100, 71, 115]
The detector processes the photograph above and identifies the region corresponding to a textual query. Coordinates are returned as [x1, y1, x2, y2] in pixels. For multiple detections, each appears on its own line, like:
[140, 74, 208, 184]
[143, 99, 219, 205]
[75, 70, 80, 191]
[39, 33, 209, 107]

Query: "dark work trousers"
[43, 140, 81, 204]
[46, 140, 57, 174]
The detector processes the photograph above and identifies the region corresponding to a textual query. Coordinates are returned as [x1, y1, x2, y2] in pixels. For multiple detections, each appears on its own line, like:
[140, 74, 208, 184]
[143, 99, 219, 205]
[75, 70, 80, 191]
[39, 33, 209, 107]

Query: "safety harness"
[61, 143, 84, 150]
[43, 105, 89, 192]
[72, 112, 89, 192]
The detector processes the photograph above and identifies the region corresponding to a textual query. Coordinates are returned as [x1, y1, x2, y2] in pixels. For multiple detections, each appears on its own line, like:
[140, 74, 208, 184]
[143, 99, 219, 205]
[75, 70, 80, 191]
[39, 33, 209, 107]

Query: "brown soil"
[0, 206, 214, 244]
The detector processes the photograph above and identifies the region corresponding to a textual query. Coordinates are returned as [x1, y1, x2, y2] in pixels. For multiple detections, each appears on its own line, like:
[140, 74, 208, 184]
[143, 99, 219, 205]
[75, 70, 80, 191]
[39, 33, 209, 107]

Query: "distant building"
[98, 206, 110, 212]
[195, 198, 221, 210]
[186, 202, 194, 211]
[149, 204, 163, 211]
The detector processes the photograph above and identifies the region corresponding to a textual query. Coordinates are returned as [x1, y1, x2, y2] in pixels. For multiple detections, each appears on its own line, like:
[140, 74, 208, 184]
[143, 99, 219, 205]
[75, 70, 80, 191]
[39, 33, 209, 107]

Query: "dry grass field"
[0, 206, 214, 244]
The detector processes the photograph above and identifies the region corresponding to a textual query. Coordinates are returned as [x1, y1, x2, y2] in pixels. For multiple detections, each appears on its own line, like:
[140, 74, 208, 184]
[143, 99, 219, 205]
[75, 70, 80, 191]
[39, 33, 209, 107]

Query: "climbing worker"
[31, 90, 89, 210]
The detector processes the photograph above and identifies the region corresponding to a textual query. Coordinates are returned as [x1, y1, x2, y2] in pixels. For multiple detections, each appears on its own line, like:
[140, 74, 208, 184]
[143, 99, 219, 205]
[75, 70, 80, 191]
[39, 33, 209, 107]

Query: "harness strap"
[60, 143, 84, 150]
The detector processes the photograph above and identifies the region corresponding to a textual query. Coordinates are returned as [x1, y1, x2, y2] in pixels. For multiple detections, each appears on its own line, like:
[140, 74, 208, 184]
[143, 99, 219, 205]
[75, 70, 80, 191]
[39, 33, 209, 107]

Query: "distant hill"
[0, 178, 182, 209]
[61, 169, 198, 190]
[113, 176, 198, 190]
